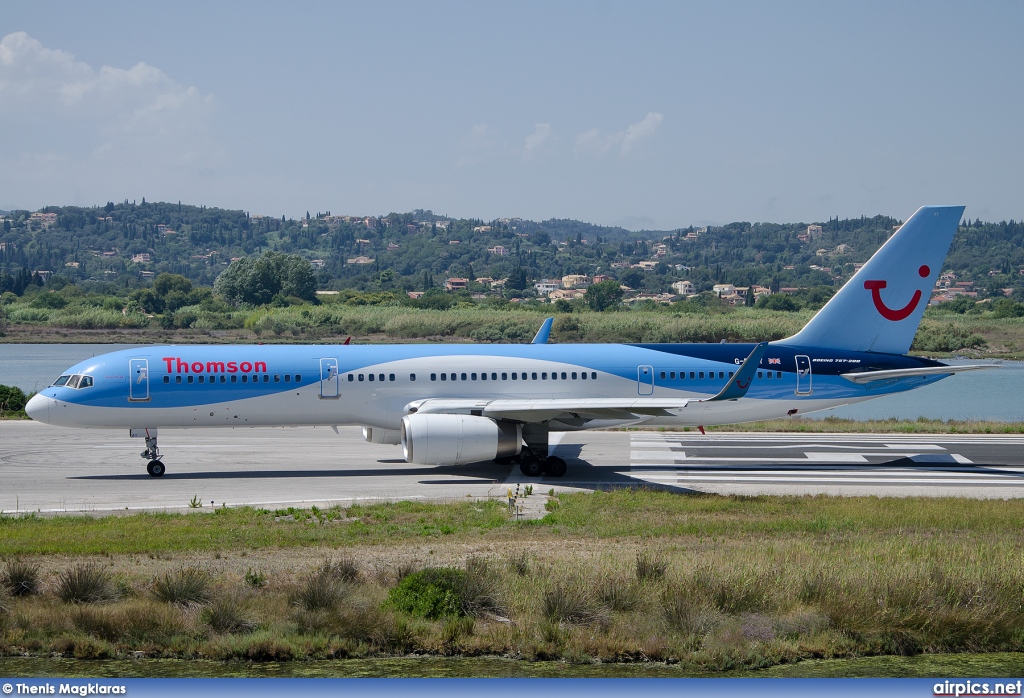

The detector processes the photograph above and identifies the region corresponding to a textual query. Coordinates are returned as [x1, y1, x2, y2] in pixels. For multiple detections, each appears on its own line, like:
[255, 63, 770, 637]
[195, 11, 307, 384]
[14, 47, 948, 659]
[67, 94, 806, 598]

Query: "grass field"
[2, 492, 1024, 669]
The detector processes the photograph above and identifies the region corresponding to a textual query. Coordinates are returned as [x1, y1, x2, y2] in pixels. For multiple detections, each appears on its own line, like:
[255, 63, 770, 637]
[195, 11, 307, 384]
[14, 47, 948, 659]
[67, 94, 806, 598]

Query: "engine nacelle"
[401, 414, 522, 466]
[362, 426, 402, 445]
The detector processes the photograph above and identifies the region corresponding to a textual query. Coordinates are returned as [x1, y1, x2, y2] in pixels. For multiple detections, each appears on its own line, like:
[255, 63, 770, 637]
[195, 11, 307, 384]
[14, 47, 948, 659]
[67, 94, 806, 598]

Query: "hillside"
[1, 201, 1022, 299]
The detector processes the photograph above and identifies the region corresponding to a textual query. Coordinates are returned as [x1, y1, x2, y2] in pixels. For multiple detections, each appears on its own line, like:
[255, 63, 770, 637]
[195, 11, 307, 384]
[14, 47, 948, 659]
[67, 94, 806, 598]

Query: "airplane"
[25, 205, 992, 479]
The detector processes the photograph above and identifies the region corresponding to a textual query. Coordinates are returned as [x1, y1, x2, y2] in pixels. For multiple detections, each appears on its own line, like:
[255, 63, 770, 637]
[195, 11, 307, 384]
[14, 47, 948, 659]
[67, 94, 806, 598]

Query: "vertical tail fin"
[776, 205, 964, 354]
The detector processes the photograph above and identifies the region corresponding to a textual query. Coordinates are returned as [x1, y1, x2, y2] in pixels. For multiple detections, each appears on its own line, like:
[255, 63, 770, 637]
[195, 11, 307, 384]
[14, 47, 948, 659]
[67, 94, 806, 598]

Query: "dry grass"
[2, 491, 1024, 669]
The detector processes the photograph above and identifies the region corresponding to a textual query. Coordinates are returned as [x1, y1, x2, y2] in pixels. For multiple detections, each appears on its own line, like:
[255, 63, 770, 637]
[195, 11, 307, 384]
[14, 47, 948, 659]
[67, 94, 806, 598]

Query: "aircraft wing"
[404, 342, 768, 423]
[839, 364, 996, 384]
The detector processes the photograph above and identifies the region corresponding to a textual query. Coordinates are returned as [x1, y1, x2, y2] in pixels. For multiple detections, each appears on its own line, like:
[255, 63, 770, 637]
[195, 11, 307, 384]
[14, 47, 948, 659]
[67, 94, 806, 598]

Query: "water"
[2, 653, 1023, 678]
[0, 345, 1019, 422]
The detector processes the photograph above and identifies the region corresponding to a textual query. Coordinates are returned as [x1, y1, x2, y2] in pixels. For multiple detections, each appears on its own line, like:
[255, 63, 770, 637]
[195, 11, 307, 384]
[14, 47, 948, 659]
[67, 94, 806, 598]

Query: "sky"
[1, 1, 1021, 229]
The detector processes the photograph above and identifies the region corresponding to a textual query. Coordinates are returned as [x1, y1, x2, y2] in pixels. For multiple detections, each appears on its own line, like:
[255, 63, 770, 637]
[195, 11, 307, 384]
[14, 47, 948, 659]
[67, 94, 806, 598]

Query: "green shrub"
[387, 567, 467, 619]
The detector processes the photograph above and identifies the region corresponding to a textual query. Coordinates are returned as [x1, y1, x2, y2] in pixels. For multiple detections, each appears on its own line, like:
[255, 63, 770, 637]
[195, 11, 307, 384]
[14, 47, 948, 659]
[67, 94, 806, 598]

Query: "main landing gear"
[515, 424, 567, 478]
[139, 431, 165, 477]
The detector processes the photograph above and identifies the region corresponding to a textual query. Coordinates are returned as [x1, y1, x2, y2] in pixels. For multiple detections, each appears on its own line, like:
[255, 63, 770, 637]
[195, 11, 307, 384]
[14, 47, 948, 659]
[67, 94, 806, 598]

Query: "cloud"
[456, 123, 493, 169]
[0, 31, 221, 202]
[523, 123, 551, 158]
[575, 112, 664, 158]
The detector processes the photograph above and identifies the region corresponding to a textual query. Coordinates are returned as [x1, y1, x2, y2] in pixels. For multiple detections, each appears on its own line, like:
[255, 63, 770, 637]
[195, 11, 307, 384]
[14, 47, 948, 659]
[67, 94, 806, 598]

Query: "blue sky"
[2, 1, 1021, 229]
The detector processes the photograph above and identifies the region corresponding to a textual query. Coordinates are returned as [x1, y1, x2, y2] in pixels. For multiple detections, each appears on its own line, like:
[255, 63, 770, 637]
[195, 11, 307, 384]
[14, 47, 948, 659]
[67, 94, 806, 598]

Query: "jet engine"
[401, 414, 522, 465]
[362, 426, 402, 445]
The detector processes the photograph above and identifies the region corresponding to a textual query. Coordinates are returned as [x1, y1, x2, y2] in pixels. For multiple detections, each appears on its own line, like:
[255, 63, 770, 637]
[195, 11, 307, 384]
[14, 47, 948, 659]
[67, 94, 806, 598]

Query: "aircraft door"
[795, 355, 812, 395]
[129, 358, 150, 402]
[637, 365, 654, 395]
[319, 358, 340, 399]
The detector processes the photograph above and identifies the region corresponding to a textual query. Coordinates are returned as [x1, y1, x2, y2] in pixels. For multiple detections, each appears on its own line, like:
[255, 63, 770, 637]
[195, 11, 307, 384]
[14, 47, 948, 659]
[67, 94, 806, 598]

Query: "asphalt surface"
[2, 421, 1024, 513]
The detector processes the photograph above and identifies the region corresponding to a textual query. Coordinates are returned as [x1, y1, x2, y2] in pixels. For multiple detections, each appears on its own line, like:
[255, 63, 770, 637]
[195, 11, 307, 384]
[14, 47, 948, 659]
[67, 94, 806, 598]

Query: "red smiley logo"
[864, 265, 930, 321]
[736, 378, 750, 390]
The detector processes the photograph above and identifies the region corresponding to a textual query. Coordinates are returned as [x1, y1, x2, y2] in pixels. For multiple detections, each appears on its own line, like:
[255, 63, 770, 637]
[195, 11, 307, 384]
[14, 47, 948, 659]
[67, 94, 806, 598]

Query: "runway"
[2, 421, 1024, 513]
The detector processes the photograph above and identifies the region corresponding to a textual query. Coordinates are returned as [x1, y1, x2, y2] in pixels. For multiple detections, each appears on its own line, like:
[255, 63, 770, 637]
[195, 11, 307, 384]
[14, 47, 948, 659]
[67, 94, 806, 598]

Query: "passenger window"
[430, 373, 436, 381]
[471, 373, 477, 380]
[80, 376, 94, 388]
[220, 376, 226, 383]
[581, 372, 587, 380]
[358, 374, 364, 382]
[461, 373, 467, 381]
[198, 376, 205, 384]
[175, 376, 182, 384]
[591, 372, 597, 380]
[718, 372, 724, 380]
[670, 372, 675, 379]
[369, 374, 375, 382]
[480, 373, 487, 381]
[501, 373, 507, 380]
[491, 373, 497, 380]
[230, 375, 237, 383]
[389, 374, 395, 382]
[689, 372, 695, 379]
[758, 372, 763, 379]
[276, 375, 282, 382]
[511, 373, 517, 380]
[729, 372, 734, 378]
[188, 376, 195, 384]
[163, 376, 170, 384]
[241, 375, 247, 383]
[378, 374, 384, 382]
[450, 373, 456, 381]
[53, 375, 70, 386]
[572, 372, 577, 380]
[699, 372, 705, 379]
[561, 372, 566, 380]
[296, 375, 301, 382]
[263, 375, 269, 383]
[440, 373, 447, 381]
[777, 371, 783, 379]
[410, 374, 416, 381]
[660, 372, 666, 380]
[542, 372, 548, 380]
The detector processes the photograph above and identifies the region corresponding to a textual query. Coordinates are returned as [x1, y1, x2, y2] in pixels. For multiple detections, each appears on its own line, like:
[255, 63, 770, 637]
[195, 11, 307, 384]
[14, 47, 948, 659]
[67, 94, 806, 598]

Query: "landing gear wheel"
[519, 455, 543, 477]
[146, 460, 165, 477]
[543, 456, 567, 477]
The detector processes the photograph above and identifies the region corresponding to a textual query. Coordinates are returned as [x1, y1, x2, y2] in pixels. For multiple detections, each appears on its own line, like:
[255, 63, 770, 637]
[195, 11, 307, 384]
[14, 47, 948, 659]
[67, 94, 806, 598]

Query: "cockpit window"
[79, 376, 94, 388]
[53, 375, 71, 386]
[66, 375, 82, 389]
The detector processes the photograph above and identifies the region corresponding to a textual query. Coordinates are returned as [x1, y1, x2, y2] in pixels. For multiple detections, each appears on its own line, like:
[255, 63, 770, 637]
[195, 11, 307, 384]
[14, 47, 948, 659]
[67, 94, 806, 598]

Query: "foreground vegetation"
[2, 492, 1024, 669]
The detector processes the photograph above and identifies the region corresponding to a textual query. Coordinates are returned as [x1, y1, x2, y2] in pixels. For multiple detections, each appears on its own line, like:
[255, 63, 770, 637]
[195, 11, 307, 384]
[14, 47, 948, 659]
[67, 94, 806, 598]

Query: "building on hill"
[561, 274, 591, 289]
[445, 277, 469, 291]
[671, 280, 695, 295]
[533, 279, 560, 296]
[346, 255, 375, 264]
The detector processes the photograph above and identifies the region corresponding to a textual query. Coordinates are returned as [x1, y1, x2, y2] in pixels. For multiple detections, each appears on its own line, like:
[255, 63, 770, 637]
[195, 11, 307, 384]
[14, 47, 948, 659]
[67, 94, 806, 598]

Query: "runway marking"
[626, 433, 1009, 490]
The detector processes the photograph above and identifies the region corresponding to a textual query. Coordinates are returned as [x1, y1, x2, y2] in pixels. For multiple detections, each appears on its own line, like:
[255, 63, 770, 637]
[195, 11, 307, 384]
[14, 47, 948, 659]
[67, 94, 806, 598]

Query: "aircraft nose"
[25, 393, 51, 423]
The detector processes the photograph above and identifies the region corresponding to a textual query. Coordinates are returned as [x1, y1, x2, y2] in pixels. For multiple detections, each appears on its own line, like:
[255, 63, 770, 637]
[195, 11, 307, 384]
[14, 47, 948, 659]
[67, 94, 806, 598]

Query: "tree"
[757, 293, 799, 311]
[214, 252, 317, 306]
[585, 279, 624, 311]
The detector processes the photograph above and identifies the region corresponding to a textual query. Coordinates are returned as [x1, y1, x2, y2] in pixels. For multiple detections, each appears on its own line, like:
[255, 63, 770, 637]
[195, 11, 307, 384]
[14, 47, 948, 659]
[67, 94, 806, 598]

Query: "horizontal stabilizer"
[840, 364, 996, 384]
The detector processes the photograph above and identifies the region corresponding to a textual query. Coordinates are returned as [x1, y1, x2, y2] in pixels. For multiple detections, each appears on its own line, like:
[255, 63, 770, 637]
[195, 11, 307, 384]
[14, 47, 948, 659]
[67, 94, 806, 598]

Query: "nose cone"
[25, 393, 51, 423]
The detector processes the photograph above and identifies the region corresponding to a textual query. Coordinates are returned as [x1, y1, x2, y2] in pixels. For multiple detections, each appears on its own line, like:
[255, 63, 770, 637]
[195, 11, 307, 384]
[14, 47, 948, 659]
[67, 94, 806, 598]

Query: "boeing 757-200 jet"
[26, 206, 990, 478]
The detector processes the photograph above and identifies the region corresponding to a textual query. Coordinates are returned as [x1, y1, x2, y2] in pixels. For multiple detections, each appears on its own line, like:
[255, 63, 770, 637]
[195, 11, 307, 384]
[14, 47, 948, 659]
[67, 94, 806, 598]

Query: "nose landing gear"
[134, 429, 165, 477]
